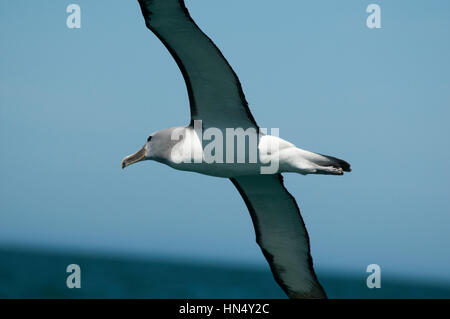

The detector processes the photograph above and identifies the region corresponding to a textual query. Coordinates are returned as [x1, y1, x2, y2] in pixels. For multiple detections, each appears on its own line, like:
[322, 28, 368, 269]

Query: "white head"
[121, 127, 182, 169]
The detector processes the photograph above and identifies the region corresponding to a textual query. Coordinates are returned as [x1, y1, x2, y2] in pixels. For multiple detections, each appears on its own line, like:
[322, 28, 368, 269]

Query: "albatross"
[122, 0, 351, 299]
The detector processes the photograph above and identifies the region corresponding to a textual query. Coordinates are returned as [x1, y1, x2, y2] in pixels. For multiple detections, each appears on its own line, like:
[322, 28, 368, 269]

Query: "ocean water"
[1, 246, 449, 299]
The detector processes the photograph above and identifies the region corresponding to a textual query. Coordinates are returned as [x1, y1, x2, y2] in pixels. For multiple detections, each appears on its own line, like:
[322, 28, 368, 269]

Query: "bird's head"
[121, 135, 153, 169]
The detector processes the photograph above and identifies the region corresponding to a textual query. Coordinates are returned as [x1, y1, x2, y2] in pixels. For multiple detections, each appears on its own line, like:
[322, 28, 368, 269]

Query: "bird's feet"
[317, 166, 344, 175]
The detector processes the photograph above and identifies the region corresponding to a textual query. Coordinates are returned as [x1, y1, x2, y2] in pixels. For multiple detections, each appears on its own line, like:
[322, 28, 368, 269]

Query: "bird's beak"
[122, 145, 146, 169]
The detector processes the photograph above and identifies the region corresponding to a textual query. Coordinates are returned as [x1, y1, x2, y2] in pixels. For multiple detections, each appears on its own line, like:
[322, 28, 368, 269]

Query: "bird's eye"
[147, 136, 152, 142]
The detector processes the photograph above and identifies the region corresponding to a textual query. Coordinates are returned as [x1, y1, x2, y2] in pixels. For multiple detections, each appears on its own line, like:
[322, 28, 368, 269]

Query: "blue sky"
[1, 0, 450, 283]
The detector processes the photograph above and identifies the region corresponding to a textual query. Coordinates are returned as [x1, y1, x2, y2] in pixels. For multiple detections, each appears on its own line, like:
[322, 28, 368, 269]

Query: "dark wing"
[230, 174, 327, 299]
[138, 0, 258, 129]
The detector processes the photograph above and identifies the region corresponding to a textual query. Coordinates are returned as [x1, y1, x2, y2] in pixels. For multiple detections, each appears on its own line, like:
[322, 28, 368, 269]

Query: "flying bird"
[122, 0, 351, 299]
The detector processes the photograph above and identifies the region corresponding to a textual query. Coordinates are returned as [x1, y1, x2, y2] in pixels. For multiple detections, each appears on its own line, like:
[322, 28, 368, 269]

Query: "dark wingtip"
[338, 160, 351, 172]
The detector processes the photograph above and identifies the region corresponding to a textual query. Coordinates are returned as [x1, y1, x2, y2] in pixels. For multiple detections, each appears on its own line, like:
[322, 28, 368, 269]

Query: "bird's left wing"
[230, 174, 326, 299]
[137, 0, 258, 130]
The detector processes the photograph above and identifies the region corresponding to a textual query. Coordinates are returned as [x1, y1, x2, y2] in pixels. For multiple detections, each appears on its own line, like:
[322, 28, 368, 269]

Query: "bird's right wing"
[138, 0, 258, 130]
[230, 174, 326, 299]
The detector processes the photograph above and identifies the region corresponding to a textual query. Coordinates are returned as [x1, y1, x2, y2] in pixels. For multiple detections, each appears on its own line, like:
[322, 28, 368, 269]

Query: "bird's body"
[129, 126, 349, 178]
[122, 0, 351, 299]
